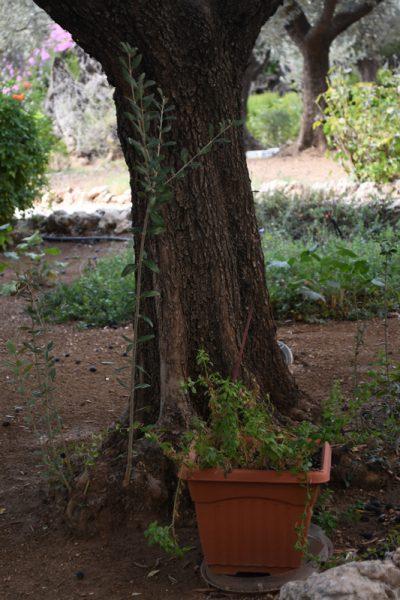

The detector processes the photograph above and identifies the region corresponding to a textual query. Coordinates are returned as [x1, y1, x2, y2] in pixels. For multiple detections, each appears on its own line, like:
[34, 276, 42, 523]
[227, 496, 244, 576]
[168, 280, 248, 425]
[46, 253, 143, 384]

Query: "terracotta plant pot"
[180, 442, 332, 575]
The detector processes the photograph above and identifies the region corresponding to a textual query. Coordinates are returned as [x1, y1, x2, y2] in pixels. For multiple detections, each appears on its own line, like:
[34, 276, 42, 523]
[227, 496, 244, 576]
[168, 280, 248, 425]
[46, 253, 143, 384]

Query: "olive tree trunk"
[284, 0, 385, 151]
[298, 45, 330, 150]
[33, 1, 299, 432]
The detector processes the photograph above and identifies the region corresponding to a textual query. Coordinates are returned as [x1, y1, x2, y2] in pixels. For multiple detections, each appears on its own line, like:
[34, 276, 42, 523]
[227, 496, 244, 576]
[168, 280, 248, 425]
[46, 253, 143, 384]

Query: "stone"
[279, 549, 400, 600]
[70, 211, 100, 234]
[42, 210, 75, 235]
[114, 218, 131, 234]
[113, 189, 131, 205]
[95, 190, 114, 204]
[114, 208, 131, 234]
[97, 208, 131, 233]
[87, 185, 110, 201]
[97, 209, 121, 232]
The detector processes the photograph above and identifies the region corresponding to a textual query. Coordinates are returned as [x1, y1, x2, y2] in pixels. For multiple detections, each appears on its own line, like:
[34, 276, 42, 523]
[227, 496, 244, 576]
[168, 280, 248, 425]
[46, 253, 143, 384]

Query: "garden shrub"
[255, 191, 398, 241]
[0, 94, 50, 224]
[247, 91, 301, 147]
[320, 69, 400, 183]
[263, 229, 400, 321]
[39, 250, 135, 327]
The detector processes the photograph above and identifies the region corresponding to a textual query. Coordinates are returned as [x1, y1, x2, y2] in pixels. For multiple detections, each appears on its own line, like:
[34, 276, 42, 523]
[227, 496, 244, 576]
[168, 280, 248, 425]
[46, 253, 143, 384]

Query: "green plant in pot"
[145, 350, 332, 575]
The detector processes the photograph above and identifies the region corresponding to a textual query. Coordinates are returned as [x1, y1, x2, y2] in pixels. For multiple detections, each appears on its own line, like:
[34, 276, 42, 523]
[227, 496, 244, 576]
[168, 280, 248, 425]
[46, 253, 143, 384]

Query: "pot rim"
[179, 442, 331, 485]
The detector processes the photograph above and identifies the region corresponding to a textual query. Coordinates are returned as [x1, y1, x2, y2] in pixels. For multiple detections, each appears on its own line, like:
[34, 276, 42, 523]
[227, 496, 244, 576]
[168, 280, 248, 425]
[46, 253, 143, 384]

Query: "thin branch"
[282, 0, 311, 49]
[313, 0, 339, 35]
[330, 0, 384, 39]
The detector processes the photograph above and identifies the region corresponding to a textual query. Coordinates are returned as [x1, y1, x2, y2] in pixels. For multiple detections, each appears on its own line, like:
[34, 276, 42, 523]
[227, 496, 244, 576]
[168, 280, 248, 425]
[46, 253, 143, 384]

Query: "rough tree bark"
[283, 0, 384, 151]
[34, 1, 301, 436]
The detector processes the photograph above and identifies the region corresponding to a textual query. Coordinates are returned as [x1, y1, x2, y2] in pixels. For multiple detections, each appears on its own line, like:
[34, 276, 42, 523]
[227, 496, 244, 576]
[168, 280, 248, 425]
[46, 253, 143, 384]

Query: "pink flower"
[54, 41, 73, 52]
[49, 24, 74, 52]
[40, 49, 50, 61]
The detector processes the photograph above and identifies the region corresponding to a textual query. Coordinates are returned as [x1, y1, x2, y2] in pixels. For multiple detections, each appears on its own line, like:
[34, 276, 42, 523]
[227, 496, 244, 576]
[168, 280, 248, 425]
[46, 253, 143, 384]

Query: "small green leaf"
[143, 258, 159, 273]
[135, 383, 151, 390]
[6, 340, 17, 355]
[180, 148, 189, 163]
[121, 263, 136, 277]
[268, 260, 290, 269]
[139, 314, 154, 327]
[3, 251, 19, 261]
[371, 278, 385, 287]
[137, 334, 155, 344]
[44, 247, 61, 256]
[300, 287, 326, 303]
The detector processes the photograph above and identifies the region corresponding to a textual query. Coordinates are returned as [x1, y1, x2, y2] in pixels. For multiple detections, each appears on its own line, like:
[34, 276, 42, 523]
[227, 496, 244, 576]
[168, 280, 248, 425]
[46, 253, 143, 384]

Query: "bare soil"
[247, 149, 347, 186]
[1, 242, 399, 600]
[47, 151, 347, 198]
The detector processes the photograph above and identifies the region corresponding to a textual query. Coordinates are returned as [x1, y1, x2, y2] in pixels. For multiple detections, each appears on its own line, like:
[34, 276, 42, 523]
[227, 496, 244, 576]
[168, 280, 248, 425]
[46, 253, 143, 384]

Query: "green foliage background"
[0, 94, 51, 224]
[321, 69, 400, 183]
[247, 91, 301, 147]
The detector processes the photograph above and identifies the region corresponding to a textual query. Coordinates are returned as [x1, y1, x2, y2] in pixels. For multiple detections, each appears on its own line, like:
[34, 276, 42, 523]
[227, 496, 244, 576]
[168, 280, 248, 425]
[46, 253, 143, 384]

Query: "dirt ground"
[247, 148, 347, 186]
[0, 242, 399, 600]
[48, 151, 347, 198]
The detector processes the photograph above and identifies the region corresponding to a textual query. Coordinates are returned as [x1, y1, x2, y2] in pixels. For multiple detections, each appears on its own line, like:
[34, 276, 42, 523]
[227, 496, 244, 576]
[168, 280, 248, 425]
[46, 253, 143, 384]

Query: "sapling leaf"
[137, 334, 155, 344]
[135, 383, 151, 390]
[143, 258, 159, 273]
[117, 378, 128, 389]
[121, 263, 136, 277]
[139, 314, 154, 327]
[141, 290, 160, 298]
[180, 148, 189, 163]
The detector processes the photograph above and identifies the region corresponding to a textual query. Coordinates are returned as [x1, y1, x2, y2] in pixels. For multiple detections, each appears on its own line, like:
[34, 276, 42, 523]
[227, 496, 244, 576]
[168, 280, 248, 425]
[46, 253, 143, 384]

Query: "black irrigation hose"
[41, 235, 131, 243]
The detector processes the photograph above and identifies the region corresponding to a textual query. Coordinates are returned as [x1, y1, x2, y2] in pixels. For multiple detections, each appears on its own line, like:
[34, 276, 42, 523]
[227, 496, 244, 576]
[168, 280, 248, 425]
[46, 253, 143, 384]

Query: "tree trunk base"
[65, 436, 174, 535]
[64, 389, 317, 535]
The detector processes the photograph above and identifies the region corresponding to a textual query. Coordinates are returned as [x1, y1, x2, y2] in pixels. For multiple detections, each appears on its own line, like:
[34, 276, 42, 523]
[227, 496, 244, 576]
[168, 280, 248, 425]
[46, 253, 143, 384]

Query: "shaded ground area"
[1, 243, 399, 599]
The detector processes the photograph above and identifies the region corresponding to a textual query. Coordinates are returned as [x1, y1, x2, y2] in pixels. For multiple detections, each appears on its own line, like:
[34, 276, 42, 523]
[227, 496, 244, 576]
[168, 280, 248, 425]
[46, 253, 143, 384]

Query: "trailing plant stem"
[123, 205, 150, 487]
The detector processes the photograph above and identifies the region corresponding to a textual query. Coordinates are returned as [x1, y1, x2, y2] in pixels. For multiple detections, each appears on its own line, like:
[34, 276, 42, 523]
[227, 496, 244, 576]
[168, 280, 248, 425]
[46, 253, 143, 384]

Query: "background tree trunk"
[357, 57, 380, 82]
[284, 0, 384, 152]
[298, 45, 330, 151]
[33, 1, 299, 434]
[241, 52, 270, 150]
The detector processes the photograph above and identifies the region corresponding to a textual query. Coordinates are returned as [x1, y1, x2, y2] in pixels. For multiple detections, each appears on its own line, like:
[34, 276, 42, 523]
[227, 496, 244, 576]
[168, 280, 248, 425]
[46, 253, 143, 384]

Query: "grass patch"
[39, 250, 134, 327]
